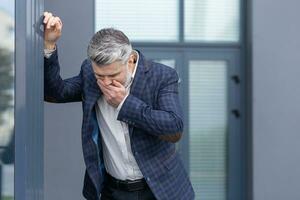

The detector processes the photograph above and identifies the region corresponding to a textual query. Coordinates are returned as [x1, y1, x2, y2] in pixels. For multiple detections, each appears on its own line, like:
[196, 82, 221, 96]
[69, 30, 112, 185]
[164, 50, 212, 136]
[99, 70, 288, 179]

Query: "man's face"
[92, 60, 130, 87]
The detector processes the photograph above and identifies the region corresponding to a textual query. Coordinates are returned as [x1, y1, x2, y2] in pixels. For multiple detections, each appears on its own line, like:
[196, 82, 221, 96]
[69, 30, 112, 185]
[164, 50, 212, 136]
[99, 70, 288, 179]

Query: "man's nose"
[102, 76, 112, 86]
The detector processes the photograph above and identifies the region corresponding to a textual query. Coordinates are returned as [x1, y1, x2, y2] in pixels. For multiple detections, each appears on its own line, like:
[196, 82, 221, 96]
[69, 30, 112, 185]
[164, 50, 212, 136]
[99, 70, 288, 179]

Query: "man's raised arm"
[43, 12, 83, 103]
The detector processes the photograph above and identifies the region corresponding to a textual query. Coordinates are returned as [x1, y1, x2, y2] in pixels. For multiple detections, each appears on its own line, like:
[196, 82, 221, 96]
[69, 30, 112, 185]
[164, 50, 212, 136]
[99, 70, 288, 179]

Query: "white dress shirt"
[94, 50, 143, 181]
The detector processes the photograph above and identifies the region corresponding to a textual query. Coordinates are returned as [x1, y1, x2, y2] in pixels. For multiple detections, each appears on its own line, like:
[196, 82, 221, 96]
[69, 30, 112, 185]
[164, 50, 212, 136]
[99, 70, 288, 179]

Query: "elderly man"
[43, 11, 194, 200]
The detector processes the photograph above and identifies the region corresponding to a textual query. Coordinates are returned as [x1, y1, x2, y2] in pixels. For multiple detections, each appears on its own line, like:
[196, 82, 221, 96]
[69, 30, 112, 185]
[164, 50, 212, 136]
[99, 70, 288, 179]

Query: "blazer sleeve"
[44, 50, 83, 103]
[117, 69, 183, 137]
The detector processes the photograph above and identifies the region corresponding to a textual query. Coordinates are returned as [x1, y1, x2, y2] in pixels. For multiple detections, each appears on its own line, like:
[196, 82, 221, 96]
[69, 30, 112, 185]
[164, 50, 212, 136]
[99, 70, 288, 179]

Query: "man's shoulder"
[146, 60, 178, 82]
[147, 60, 177, 76]
[80, 58, 94, 76]
[137, 50, 176, 76]
[81, 58, 92, 70]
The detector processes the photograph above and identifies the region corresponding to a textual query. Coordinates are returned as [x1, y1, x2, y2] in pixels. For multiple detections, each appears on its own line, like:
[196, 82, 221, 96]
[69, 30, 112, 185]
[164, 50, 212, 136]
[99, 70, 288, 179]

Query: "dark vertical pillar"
[15, 0, 44, 199]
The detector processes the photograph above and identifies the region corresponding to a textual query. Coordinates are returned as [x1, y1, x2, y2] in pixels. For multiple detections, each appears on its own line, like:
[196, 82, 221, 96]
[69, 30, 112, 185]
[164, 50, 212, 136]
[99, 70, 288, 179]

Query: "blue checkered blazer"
[44, 49, 195, 200]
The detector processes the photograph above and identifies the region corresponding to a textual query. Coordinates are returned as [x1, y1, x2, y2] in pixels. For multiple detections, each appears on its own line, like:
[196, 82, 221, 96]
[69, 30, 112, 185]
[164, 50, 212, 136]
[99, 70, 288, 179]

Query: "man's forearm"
[44, 50, 84, 103]
[117, 94, 183, 136]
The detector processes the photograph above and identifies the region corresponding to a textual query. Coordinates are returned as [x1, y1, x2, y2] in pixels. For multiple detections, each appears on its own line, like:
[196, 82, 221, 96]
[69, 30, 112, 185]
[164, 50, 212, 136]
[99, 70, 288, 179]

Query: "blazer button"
[146, 177, 151, 182]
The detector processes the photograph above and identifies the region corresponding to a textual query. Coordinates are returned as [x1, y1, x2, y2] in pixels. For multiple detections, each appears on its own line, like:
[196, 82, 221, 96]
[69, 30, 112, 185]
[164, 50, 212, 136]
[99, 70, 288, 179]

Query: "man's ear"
[128, 54, 135, 64]
[127, 54, 136, 72]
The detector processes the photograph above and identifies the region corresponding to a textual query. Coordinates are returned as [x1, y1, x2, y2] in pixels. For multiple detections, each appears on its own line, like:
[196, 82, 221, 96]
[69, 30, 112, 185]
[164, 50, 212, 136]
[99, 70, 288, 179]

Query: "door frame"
[135, 47, 245, 200]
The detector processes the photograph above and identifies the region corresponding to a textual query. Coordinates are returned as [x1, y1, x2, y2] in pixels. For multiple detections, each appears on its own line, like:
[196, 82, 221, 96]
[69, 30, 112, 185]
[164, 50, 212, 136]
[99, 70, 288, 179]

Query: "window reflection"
[0, 1, 15, 199]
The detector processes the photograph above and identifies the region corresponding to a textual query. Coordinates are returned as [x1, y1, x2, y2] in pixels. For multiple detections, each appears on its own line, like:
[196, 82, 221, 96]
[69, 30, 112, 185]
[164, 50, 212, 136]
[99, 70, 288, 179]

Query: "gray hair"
[87, 28, 132, 65]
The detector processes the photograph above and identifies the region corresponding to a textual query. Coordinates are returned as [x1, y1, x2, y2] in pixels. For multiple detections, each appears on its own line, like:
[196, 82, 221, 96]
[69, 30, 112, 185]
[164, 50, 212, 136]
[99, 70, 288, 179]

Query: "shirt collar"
[131, 50, 139, 79]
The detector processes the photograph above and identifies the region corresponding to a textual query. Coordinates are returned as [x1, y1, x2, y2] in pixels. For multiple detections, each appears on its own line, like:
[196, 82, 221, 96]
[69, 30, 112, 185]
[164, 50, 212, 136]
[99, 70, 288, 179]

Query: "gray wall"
[44, 0, 94, 199]
[251, 0, 300, 199]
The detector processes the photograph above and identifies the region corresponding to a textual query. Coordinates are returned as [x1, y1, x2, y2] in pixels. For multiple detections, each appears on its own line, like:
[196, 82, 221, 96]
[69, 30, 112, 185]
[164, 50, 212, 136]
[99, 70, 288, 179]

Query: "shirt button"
[146, 177, 151, 182]
[134, 151, 138, 156]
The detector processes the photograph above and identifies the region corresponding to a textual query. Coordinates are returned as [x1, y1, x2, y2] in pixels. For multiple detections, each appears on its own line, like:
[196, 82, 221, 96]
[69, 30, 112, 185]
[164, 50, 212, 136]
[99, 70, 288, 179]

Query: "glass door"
[184, 50, 242, 200]
[139, 48, 243, 200]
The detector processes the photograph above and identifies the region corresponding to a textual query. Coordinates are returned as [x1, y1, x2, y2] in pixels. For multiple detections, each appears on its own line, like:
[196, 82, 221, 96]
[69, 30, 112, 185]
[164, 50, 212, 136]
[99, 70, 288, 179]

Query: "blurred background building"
[0, 3, 14, 200]
[1, 0, 300, 200]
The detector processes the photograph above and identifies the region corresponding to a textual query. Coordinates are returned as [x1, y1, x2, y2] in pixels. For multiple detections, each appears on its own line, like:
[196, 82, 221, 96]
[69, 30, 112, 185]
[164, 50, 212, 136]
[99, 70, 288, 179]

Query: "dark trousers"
[100, 180, 156, 200]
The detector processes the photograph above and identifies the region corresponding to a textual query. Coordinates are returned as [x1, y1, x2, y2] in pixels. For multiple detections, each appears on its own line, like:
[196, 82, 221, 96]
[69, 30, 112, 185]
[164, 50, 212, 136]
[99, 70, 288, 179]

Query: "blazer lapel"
[128, 51, 150, 136]
[130, 50, 150, 97]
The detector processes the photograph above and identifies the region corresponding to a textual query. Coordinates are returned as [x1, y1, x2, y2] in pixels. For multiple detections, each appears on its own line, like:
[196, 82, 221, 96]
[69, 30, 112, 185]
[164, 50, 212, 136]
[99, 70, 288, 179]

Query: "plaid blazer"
[44, 49, 195, 200]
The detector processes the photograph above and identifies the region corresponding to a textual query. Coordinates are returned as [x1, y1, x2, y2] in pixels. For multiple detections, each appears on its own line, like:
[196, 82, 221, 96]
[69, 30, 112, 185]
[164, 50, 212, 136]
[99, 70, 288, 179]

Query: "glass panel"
[185, 0, 240, 42]
[0, 1, 15, 199]
[189, 60, 227, 200]
[95, 0, 179, 42]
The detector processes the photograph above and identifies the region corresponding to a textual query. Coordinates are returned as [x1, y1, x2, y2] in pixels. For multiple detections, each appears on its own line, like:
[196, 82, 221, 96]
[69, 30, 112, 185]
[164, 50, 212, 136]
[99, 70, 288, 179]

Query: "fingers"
[112, 80, 123, 88]
[51, 17, 62, 30]
[43, 12, 62, 30]
[97, 80, 111, 95]
[98, 79, 105, 86]
[97, 79, 124, 93]
[47, 17, 55, 29]
[98, 79, 113, 89]
[97, 81, 118, 102]
[43, 12, 52, 24]
[97, 79, 126, 107]
[47, 17, 60, 30]
[97, 79, 107, 90]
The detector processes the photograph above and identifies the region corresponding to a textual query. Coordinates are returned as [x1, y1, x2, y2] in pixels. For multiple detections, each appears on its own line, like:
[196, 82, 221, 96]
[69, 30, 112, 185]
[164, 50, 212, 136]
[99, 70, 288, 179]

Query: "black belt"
[106, 173, 148, 192]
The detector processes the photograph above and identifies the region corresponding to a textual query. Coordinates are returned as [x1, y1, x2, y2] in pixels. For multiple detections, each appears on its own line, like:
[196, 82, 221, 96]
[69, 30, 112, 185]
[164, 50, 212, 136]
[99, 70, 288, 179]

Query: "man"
[43, 11, 195, 200]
